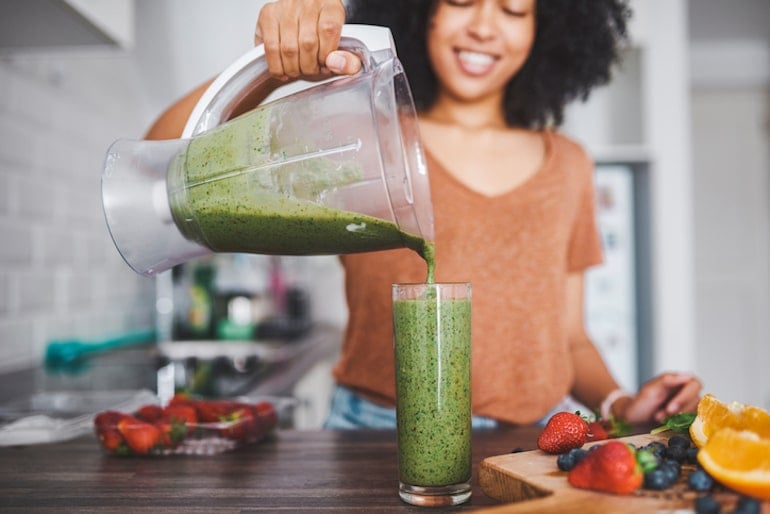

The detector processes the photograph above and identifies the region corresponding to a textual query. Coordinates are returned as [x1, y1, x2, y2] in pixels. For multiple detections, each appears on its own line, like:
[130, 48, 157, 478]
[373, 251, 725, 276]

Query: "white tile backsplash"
[0, 274, 8, 314]
[0, 219, 34, 264]
[0, 318, 36, 371]
[0, 50, 156, 373]
[0, 175, 7, 214]
[16, 270, 57, 312]
[17, 174, 57, 222]
[0, 116, 39, 167]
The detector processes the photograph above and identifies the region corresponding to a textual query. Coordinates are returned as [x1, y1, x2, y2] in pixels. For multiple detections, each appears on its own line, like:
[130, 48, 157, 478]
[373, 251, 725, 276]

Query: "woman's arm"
[566, 273, 623, 414]
[144, 80, 212, 140]
[567, 272, 701, 422]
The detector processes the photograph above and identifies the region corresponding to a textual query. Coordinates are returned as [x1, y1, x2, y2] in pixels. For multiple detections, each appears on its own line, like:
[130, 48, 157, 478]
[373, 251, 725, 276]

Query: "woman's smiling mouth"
[456, 50, 498, 75]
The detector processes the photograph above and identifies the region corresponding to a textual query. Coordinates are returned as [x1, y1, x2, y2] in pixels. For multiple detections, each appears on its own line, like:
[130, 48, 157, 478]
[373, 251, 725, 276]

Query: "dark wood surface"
[0, 427, 540, 512]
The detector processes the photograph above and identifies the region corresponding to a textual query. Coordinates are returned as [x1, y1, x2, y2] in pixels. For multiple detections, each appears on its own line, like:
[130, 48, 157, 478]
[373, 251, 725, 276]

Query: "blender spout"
[101, 138, 213, 276]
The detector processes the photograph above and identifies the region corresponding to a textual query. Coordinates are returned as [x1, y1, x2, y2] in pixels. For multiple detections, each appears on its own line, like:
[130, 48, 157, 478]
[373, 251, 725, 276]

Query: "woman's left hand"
[620, 372, 702, 423]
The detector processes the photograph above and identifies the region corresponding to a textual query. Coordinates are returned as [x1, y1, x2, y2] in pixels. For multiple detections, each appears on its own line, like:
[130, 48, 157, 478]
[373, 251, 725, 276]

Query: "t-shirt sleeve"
[567, 163, 604, 272]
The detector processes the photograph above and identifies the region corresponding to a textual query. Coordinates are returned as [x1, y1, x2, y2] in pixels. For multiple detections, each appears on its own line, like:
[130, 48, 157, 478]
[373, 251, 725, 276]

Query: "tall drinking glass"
[392, 282, 472, 507]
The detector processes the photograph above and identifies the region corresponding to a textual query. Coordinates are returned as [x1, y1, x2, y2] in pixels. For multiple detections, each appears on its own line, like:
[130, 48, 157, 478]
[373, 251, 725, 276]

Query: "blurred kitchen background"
[0, 0, 768, 427]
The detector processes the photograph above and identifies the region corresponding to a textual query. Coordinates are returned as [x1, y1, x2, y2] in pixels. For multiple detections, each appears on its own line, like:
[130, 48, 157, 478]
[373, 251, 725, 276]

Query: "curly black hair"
[347, 0, 631, 129]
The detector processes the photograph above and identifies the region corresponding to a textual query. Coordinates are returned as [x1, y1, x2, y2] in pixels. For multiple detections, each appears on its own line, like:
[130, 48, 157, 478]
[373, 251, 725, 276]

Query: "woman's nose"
[466, 3, 498, 40]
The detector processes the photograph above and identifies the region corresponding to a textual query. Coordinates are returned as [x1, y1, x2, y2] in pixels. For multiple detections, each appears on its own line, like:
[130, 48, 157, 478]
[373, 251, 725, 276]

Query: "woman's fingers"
[315, 1, 345, 70]
[624, 372, 703, 423]
[325, 50, 362, 75]
[255, 0, 349, 79]
[255, 2, 286, 77]
[661, 376, 702, 416]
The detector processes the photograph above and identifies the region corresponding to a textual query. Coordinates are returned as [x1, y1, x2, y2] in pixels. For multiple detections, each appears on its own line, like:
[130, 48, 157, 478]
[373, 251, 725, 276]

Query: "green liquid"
[393, 293, 471, 487]
[166, 105, 435, 271]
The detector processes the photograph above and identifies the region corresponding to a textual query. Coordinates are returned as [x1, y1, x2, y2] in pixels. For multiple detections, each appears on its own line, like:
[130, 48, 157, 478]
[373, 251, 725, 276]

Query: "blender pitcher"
[101, 25, 433, 276]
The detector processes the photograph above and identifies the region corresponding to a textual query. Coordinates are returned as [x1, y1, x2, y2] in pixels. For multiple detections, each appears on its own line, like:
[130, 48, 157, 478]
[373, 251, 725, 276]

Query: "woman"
[149, 0, 702, 428]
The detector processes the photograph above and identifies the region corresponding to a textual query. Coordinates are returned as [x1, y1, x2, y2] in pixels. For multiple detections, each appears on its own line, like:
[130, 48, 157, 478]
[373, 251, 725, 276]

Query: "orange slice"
[689, 394, 770, 448]
[697, 427, 770, 501]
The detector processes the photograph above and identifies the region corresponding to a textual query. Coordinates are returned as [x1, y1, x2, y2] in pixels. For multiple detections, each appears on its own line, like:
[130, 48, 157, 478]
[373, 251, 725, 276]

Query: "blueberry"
[644, 468, 676, 490]
[665, 458, 682, 475]
[665, 445, 687, 463]
[660, 460, 681, 483]
[569, 447, 588, 464]
[556, 448, 587, 471]
[732, 496, 760, 514]
[556, 452, 575, 471]
[668, 434, 691, 449]
[695, 496, 721, 514]
[646, 441, 667, 456]
[688, 468, 715, 492]
[686, 446, 700, 464]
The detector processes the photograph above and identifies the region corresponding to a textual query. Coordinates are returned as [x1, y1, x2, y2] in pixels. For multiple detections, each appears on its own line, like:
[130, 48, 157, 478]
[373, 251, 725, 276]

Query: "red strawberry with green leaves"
[586, 416, 632, 442]
[117, 415, 161, 454]
[154, 419, 187, 448]
[211, 402, 260, 441]
[537, 412, 589, 454]
[567, 441, 643, 495]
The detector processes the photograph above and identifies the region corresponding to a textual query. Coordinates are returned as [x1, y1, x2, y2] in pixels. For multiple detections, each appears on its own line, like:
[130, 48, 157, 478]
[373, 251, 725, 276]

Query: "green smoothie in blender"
[165, 104, 434, 277]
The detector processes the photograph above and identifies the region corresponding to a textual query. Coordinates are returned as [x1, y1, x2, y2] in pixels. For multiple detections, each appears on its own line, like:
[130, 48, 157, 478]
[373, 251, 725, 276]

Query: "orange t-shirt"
[333, 130, 604, 425]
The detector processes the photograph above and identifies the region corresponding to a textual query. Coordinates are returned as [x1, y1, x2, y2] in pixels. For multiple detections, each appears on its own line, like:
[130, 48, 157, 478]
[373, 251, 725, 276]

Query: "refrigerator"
[585, 161, 652, 391]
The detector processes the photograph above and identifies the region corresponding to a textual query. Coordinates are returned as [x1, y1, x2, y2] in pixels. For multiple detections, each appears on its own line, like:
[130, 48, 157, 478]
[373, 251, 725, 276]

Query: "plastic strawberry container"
[93, 394, 279, 456]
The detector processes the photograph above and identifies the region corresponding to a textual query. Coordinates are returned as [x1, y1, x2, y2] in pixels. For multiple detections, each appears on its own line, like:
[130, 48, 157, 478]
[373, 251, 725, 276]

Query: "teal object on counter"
[44, 329, 156, 368]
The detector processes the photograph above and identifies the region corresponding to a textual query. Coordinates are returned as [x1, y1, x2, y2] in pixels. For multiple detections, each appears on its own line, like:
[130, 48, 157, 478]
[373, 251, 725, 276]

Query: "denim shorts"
[323, 385, 498, 430]
[323, 385, 585, 429]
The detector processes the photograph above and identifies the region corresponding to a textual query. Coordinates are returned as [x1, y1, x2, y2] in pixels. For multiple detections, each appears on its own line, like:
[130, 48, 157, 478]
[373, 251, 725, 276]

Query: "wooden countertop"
[0, 427, 538, 512]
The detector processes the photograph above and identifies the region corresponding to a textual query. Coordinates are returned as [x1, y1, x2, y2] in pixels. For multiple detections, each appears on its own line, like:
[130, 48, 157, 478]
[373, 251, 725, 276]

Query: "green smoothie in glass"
[392, 282, 472, 506]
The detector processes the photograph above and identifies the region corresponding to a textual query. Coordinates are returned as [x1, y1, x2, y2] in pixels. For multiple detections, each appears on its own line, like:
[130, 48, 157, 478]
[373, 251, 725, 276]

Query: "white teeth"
[458, 50, 495, 67]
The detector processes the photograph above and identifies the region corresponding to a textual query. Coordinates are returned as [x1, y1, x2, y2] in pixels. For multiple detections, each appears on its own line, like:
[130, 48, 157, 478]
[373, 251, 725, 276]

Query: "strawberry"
[537, 412, 589, 454]
[93, 410, 126, 452]
[154, 419, 187, 448]
[567, 441, 643, 495]
[219, 404, 254, 441]
[117, 415, 161, 454]
[586, 421, 609, 442]
[194, 400, 235, 422]
[254, 401, 278, 431]
[586, 416, 632, 442]
[168, 392, 196, 408]
[135, 404, 164, 422]
[163, 404, 198, 425]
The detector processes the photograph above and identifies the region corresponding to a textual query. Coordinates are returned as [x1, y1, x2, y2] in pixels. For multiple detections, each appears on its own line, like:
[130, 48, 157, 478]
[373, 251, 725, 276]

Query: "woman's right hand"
[255, 0, 361, 80]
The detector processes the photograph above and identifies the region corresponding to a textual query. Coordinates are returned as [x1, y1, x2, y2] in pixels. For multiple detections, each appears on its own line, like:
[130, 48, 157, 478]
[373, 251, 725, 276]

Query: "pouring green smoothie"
[164, 103, 435, 281]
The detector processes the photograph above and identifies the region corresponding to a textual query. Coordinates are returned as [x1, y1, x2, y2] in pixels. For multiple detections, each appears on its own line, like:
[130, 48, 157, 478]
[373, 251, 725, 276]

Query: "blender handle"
[183, 34, 379, 138]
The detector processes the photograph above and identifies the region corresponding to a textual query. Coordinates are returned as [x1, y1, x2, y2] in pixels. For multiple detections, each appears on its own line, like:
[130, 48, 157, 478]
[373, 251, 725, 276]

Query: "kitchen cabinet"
[0, 0, 134, 49]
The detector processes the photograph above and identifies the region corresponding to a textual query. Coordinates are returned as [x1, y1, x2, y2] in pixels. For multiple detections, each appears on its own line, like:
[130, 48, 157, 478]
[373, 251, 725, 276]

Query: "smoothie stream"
[393, 284, 471, 488]
[166, 103, 434, 274]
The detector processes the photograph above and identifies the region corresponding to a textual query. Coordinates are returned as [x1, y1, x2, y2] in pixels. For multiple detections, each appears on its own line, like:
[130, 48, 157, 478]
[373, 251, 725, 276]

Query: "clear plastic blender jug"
[101, 25, 433, 276]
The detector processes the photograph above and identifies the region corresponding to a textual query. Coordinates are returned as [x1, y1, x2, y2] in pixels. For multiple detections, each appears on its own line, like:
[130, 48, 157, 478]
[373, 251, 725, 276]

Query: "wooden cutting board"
[477, 433, 769, 514]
